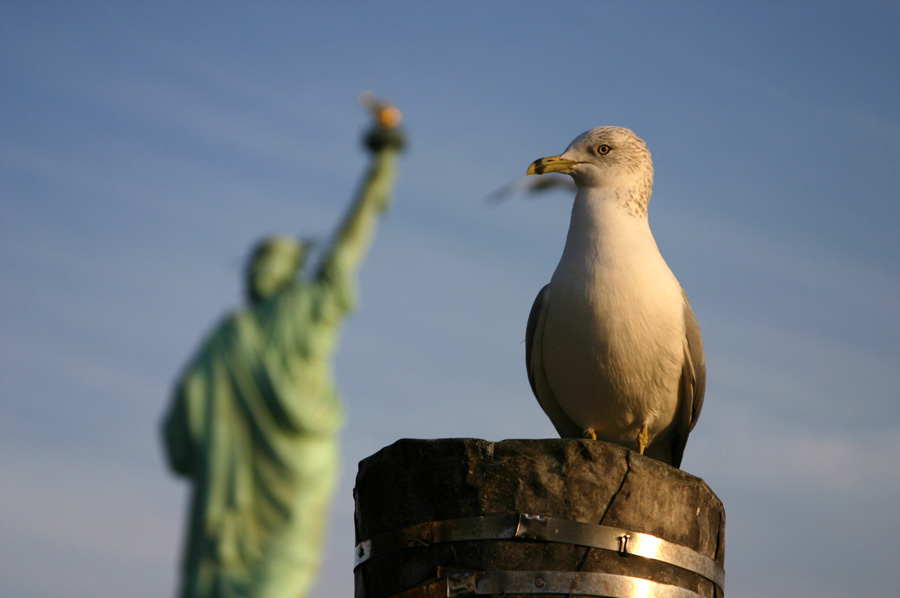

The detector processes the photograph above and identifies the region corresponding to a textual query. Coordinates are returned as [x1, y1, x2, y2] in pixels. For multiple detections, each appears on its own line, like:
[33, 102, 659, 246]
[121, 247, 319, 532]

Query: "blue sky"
[2, 2, 899, 597]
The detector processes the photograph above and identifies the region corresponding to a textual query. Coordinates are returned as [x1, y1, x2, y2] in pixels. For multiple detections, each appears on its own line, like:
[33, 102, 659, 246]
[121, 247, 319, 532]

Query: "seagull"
[525, 126, 705, 468]
[485, 172, 577, 204]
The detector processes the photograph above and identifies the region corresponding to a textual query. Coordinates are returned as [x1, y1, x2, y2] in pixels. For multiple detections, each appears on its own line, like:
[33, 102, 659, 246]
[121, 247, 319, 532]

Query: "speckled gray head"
[527, 126, 654, 209]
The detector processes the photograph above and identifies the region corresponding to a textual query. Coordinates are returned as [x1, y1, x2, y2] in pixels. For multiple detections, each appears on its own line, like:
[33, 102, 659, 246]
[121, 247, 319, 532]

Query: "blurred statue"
[162, 97, 405, 598]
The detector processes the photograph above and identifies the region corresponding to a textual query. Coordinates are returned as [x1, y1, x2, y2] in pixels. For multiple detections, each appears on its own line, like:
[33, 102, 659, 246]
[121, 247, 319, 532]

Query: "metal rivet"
[534, 576, 545, 588]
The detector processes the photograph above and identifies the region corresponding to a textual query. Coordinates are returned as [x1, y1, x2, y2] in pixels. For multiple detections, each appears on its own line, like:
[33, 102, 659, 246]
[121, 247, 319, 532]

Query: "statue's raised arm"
[316, 95, 406, 289]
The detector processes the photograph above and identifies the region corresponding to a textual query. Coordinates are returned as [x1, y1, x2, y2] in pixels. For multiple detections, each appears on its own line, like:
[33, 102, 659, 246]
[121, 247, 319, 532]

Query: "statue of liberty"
[161, 96, 405, 598]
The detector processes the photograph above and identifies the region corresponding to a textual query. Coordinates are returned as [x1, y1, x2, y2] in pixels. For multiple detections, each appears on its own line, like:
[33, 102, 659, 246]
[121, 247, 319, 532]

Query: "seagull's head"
[527, 126, 653, 193]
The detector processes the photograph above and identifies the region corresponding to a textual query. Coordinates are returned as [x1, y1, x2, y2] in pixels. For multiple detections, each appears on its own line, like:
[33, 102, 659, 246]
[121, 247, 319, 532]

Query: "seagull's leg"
[637, 423, 650, 454]
[583, 428, 597, 440]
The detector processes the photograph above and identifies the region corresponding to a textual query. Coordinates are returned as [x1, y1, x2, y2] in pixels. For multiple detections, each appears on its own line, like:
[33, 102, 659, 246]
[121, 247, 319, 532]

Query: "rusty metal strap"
[388, 570, 708, 598]
[355, 514, 724, 590]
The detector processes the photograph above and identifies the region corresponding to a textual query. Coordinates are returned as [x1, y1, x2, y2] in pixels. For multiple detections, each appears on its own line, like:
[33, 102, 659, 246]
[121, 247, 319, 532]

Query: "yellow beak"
[527, 155, 579, 176]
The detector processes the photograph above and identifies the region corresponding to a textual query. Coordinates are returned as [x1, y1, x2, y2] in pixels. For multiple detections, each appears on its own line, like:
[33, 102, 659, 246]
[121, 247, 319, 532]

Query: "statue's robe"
[163, 149, 398, 598]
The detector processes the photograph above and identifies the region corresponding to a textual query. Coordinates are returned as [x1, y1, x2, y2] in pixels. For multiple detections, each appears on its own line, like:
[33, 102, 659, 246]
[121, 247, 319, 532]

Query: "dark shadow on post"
[354, 438, 725, 597]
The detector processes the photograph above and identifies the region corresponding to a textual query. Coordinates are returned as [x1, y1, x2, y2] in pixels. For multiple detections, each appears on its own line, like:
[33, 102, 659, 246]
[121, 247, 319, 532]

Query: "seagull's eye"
[597, 144, 611, 155]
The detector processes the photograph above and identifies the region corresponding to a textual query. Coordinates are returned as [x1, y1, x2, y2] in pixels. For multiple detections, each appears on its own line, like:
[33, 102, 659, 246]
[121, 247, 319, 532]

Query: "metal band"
[389, 570, 708, 598]
[356, 514, 724, 590]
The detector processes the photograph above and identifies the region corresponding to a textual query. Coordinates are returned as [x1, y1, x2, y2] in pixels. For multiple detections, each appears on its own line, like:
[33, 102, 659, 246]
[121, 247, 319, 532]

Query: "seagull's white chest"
[541, 192, 684, 442]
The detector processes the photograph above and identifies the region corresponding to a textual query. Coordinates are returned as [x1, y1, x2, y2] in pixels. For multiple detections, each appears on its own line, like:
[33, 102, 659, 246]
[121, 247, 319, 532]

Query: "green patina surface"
[163, 121, 403, 598]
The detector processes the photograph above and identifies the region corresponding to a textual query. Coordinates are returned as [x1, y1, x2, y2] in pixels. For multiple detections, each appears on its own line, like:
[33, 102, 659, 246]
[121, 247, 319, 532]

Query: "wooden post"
[354, 438, 725, 597]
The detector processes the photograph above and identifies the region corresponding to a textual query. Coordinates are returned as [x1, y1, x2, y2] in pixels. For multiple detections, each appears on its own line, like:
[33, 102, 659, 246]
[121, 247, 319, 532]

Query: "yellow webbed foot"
[637, 423, 650, 454]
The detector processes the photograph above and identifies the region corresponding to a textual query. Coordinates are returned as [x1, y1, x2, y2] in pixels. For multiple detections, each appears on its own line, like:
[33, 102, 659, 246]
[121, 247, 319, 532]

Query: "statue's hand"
[359, 91, 406, 152]
[364, 126, 406, 152]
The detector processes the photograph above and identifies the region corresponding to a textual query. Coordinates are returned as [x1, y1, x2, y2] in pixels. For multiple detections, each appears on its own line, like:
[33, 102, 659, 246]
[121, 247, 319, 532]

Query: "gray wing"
[670, 288, 706, 468]
[487, 174, 577, 204]
[526, 284, 582, 438]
